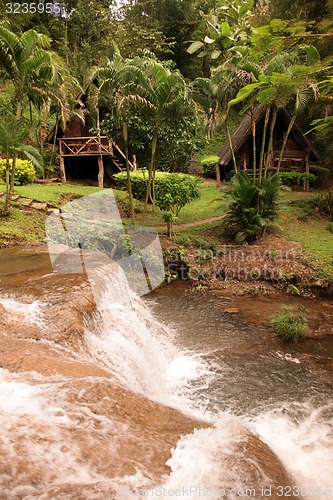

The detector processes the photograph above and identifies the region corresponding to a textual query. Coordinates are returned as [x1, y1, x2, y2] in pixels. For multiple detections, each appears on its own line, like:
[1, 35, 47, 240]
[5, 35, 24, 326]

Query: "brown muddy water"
[0, 248, 332, 499]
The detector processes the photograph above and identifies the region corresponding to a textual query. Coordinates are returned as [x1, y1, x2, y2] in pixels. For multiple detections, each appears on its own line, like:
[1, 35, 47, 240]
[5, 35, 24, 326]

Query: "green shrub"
[269, 305, 308, 342]
[154, 173, 201, 215]
[0, 159, 36, 185]
[223, 172, 281, 243]
[114, 170, 201, 208]
[279, 171, 316, 188]
[200, 155, 219, 178]
[317, 188, 333, 220]
[114, 170, 166, 199]
[309, 165, 330, 186]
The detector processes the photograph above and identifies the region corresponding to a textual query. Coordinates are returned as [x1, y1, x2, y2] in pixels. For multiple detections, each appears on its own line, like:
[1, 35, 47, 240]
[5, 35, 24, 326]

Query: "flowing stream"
[0, 249, 332, 499]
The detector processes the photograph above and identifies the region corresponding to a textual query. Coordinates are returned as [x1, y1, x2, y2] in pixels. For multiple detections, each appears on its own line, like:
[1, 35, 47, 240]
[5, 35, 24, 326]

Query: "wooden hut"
[218, 106, 320, 178]
[46, 110, 132, 188]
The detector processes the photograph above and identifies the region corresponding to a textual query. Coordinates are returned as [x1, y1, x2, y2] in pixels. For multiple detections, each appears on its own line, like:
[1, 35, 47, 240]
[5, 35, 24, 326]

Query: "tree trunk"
[122, 112, 135, 224]
[4, 155, 17, 215]
[143, 116, 158, 223]
[215, 164, 221, 188]
[167, 220, 172, 238]
[2, 156, 11, 216]
[225, 123, 237, 173]
[305, 150, 310, 192]
[97, 156, 104, 188]
[259, 107, 270, 182]
[277, 114, 297, 173]
[4, 100, 23, 215]
[264, 107, 277, 178]
[251, 107, 256, 180]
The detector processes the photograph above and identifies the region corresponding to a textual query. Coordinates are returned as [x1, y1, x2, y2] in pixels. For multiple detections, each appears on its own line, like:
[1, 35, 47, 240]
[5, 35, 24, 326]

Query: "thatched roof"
[219, 105, 320, 165]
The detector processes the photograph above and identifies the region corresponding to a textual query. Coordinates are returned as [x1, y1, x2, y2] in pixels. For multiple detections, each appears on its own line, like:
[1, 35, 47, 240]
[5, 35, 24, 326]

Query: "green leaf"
[228, 83, 261, 106]
[187, 41, 205, 54]
[211, 50, 222, 60]
[221, 22, 231, 37]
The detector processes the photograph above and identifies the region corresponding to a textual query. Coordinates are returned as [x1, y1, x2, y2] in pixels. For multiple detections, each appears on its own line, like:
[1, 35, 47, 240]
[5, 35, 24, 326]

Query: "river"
[0, 248, 332, 499]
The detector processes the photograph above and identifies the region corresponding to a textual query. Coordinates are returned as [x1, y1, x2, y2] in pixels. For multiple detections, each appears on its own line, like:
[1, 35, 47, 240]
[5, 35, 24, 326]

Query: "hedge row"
[114, 170, 201, 204]
[200, 157, 330, 187]
[279, 172, 317, 186]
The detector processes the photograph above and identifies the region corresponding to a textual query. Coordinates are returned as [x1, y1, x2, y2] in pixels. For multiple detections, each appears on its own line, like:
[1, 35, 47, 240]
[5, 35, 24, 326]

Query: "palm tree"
[0, 23, 74, 121]
[0, 23, 77, 212]
[227, 45, 321, 179]
[87, 55, 152, 223]
[0, 114, 42, 215]
[128, 57, 194, 219]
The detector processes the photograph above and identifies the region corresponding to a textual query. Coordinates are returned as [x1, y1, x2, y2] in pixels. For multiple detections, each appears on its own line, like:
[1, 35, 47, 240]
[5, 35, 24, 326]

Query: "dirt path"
[155, 214, 226, 231]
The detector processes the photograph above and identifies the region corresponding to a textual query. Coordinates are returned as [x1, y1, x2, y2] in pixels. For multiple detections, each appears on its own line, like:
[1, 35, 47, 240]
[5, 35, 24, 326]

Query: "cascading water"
[0, 252, 332, 499]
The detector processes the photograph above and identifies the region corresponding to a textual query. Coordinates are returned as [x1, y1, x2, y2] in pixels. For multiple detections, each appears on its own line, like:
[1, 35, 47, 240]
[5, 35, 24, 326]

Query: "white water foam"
[83, 265, 213, 407]
[247, 403, 333, 498]
[0, 297, 45, 326]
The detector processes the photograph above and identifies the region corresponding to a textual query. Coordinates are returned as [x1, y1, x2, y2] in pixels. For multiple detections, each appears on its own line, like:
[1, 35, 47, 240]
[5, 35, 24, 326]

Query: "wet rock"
[223, 307, 240, 314]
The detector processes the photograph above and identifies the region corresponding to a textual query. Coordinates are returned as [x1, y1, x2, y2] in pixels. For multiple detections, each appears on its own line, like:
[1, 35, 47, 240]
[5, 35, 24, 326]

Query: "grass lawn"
[127, 180, 226, 227]
[0, 206, 46, 247]
[10, 183, 102, 205]
[281, 192, 333, 280]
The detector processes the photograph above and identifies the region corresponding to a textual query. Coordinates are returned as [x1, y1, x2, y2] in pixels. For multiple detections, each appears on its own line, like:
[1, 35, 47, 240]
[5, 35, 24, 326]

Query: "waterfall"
[0, 255, 332, 499]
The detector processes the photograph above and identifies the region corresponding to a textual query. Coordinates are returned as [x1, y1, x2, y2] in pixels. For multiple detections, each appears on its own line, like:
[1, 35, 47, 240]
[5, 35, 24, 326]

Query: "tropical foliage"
[0, 0, 332, 227]
[0, 22, 76, 214]
[223, 172, 282, 242]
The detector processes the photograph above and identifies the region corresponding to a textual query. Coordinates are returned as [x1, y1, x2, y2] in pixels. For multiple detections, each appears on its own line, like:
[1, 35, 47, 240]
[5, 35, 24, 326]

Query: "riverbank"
[1, 182, 332, 297]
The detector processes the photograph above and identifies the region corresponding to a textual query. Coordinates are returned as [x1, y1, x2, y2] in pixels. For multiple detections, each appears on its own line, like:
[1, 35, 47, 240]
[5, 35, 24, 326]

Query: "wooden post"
[98, 156, 104, 188]
[59, 139, 66, 183]
[305, 150, 310, 192]
[59, 157, 66, 183]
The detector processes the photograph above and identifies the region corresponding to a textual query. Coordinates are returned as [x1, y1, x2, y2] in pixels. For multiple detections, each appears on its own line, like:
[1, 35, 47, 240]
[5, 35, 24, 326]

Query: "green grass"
[129, 181, 227, 227]
[270, 305, 309, 342]
[0, 206, 46, 247]
[177, 181, 226, 224]
[281, 193, 333, 281]
[10, 183, 102, 206]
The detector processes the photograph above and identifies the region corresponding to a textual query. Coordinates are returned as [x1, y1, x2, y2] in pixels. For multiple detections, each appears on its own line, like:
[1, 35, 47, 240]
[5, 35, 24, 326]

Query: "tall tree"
[127, 56, 195, 217]
[0, 114, 42, 215]
[0, 23, 76, 212]
[87, 55, 153, 222]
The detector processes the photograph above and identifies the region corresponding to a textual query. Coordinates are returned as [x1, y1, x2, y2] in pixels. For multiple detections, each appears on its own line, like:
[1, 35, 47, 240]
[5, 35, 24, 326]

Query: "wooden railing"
[59, 136, 113, 156]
